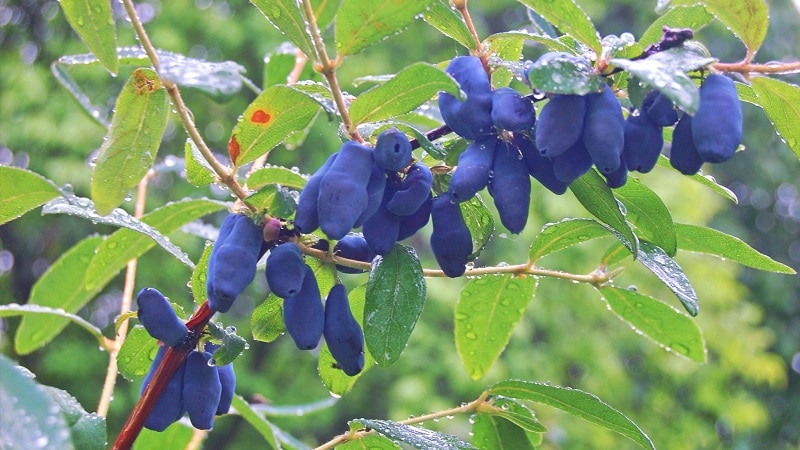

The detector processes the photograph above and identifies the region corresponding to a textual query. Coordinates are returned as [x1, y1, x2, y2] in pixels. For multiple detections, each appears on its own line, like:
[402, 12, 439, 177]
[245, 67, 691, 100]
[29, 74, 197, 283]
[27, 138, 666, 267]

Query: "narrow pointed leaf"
[84, 198, 226, 290]
[570, 170, 639, 256]
[529, 218, 611, 262]
[355, 419, 476, 450]
[250, 0, 315, 59]
[472, 414, 536, 450]
[365, 245, 426, 367]
[0, 167, 60, 225]
[58, 0, 118, 73]
[349, 63, 461, 126]
[514, 0, 602, 54]
[675, 223, 795, 273]
[0, 304, 104, 347]
[670, 0, 769, 55]
[229, 85, 320, 166]
[455, 276, 537, 380]
[598, 286, 706, 362]
[751, 77, 800, 159]
[489, 380, 655, 450]
[319, 285, 376, 395]
[421, 0, 476, 50]
[14, 236, 104, 355]
[91, 68, 168, 215]
[613, 178, 677, 256]
[335, 0, 436, 57]
[637, 241, 699, 315]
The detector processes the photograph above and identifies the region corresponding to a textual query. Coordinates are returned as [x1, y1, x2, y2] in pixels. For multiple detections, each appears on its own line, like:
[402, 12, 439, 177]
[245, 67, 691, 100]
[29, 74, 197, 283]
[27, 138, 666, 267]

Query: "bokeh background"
[1, 0, 798, 448]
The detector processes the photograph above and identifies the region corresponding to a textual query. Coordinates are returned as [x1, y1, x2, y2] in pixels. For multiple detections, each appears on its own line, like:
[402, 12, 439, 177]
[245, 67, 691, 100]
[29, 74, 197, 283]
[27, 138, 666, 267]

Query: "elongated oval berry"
[448, 138, 497, 202]
[438, 56, 494, 140]
[552, 139, 593, 184]
[265, 242, 307, 298]
[397, 193, 432, 240]
[374, 128, 412, 172]
[643, 90, 678, 126]
[207, 214, 264, 313]
[136, 287, 187, 347]
[216, 363, 235, 415]
[333, 234, 374, 274]
[183, 350, 222, 430]
[141, 346, 186, 432]
[386, 163, 433, 216]
[490, 87, 536, 133]
[583, 85, 625, 173]
[535, 94, 587, 157]
[363, 174, 401, 256]
[692, 74, 742, 163]
[623, 112, 664, 173]
[670, 114, 704, 175]
[294, 152, 338, 234]
[354, 163, 388, 227]
[488, 141, 531, 234]
[517, 135, 569, 195]
[283, 265, 324, 350]
[323, 284, 365, 376]
[318, 141, 375, 239]
[430, 193, 472, 278]
[603, 156, 628, 188]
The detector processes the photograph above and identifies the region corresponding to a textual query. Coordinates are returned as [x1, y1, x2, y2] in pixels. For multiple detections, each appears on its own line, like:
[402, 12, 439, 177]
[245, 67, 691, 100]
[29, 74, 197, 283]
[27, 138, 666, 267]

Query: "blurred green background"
[1, 0, 798, 448]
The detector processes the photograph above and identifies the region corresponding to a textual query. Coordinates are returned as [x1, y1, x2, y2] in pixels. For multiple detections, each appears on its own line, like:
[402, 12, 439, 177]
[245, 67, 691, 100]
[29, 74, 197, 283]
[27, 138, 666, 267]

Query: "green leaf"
[670, 0, 769, 55]
[14, 236, 104, 355]
[229, 85, 320, 166]
[230, 395, 279, 449]
[636, 241, 699, 316]
[613, 178, 677, 256]
[486, 31, 579, 56]
[350, 63, 461, 127]
[248, 166, 308, 191]
[639, 5, 714, 46]
[0, 304, 105, 347]
[58, 0, 118, 74]
[489, 380, 655, 450]
[184, 139, 215, 187]
[526, 52, 605, 95]
[364, 245, 426, 367]
[455, 275, 537, 380]
[751, 77, 800, 159]
[472, 414, 536, 450]
[83, 198, 226, 290]
[481, 396, 548, 433]
[655, 155, 738, 202]
[460, 195, 495, 259]
[529, 218, 612, 262]
[207, 322, 248, 366]
[335, 0, 436, 57]
[609, 54, 701, 114]
[250, 0, 316, 59]
[319, 285, 376, 395]
[133, 423, 194, 450]
[338, 434, 401, 450]
[245, 185, 297, 218]
[0, 355, 73, 450]
[251, 294, 286, 343]
[599, 286, 706, 361]
[514, 0, 602, 54]
[91, 68, 169, 215]
[0, 167, 61, 225]
[421, 0, 476, 50]
[117, 325, 159, 381]
[569, 170, 639, 256]
[355, 419, 476, 450]
[674, 223, 795, 274]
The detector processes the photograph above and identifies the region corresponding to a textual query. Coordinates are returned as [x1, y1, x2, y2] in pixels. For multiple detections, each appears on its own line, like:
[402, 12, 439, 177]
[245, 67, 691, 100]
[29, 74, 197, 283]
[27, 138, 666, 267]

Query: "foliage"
[1, 0, 798, 449]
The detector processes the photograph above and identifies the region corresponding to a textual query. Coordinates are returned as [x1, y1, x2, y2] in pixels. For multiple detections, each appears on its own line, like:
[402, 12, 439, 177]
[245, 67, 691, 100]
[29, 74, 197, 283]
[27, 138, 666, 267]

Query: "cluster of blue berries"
[136, 288, 235, 431]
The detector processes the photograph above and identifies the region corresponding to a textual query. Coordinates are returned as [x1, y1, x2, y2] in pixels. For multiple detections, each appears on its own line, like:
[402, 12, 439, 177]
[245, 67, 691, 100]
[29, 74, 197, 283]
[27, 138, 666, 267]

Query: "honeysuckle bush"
[1, 0, 799, 449]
